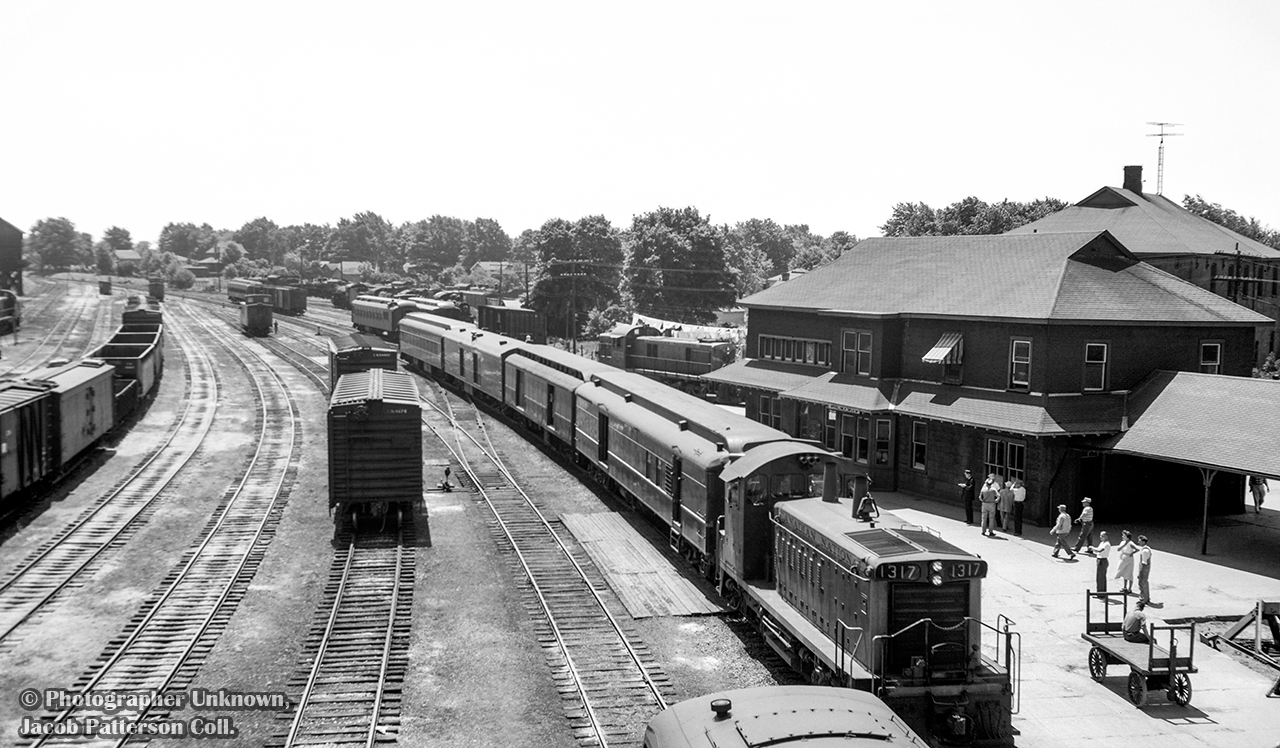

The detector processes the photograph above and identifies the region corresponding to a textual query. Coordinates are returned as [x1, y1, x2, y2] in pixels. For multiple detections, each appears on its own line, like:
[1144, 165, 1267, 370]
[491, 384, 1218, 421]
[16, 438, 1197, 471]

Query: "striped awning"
[922, 332, 963, 365]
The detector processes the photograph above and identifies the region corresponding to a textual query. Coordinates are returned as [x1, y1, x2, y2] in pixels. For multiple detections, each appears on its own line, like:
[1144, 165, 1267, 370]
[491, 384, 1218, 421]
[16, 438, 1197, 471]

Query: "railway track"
[0, 283, 96, 376]
[20, 300, 301, 747]
[271, 514, 414, 748]
[0, 312, 218, 646]
[420, 382, 670, 748]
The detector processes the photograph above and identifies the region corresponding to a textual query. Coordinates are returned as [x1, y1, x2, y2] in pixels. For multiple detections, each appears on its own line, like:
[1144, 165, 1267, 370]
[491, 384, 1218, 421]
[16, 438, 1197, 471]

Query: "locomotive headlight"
[931, 561, 943, 572]
[931, 574, 943, 586]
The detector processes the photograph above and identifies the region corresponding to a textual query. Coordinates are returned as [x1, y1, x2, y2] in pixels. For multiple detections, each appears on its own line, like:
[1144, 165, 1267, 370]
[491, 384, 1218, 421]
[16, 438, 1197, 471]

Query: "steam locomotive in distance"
[394, 309, 1018, 746]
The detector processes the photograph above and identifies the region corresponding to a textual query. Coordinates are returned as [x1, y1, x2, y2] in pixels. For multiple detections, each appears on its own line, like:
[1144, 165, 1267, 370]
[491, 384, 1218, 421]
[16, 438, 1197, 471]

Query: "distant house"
[1009, 165, 1280, 358]
[323, 261, 366, 279]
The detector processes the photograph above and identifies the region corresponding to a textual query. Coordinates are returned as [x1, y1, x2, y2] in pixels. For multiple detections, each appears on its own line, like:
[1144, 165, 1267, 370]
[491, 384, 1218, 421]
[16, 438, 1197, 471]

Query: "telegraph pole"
[1146, 122, 1183, 195]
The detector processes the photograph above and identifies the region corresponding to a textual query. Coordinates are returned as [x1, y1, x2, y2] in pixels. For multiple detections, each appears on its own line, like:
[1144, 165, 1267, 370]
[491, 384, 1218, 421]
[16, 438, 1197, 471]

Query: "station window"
[1083, 342, 1108, 391]
[1200, 341, 1221, 374]
[759, 334, 830, 367]
[874, 419, 891, 465]
[758, 395, 782, 429]
[1009, 339, 1031, 391]
[842, 331, 872, 376]
[984, 438, 1026, 484]
[911, 421, 927, 471]
[856, 416, 870, 463]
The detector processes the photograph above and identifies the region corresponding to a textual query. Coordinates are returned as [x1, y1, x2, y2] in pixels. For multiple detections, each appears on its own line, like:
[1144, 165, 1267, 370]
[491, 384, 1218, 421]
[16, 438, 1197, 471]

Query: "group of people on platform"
[958, 469, 1026, 537]
[957, 469, 1157, 606]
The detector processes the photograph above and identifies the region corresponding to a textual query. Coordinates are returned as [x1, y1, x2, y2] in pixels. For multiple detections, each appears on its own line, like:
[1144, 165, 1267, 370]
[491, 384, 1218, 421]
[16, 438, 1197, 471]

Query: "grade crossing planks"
[561, 513, 724, 619]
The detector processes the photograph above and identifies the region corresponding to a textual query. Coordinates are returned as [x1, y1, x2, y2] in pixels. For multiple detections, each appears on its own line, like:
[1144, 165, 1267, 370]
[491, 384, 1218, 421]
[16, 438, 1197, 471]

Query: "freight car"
[597, 323, 736, 392]
[643, 686, 927, 748]
[262, 284, 307, 315]
[415, 323, 1018, 746]
[327, 333, 398, 392]
[328, 368, 422, 525]
[227, 278, 266, 303]
[0, 361, 117, 506]
[0, 288, 20, 334]
[122, 294, 163, 325]
[351, 295, 421, 340]
[147, 277, 165, 302]
[478, 304, 546, 343]
[240, 293, 273, 337]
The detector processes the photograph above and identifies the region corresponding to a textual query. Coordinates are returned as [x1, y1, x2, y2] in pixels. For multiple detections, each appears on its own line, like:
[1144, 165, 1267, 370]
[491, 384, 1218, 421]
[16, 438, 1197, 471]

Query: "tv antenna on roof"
[1147, 122, 1183, 195]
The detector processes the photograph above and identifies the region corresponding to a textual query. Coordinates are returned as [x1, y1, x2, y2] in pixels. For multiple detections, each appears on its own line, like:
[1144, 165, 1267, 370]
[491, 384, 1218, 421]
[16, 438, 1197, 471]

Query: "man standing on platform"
[958, 469, 975, 525]
[1136, 535, 1153, 604]
[1011, 478, 1026, 535]
[1089, 531, 1112, 598]
[1073, 497, 1095, 554]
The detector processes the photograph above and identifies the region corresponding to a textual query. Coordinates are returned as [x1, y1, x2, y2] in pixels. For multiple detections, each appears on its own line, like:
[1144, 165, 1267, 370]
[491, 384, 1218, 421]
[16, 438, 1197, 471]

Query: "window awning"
[922, 332, 963, 365]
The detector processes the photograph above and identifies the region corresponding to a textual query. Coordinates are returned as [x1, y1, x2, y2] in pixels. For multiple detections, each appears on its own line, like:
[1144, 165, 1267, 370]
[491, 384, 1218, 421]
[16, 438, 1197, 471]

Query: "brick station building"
[704, 230, 1271, 527]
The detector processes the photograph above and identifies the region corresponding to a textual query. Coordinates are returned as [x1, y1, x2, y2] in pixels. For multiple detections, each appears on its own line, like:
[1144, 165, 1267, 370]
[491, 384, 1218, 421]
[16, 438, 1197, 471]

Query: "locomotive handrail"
[871, 616, 1020, 698]
[836, 620, 866, 687]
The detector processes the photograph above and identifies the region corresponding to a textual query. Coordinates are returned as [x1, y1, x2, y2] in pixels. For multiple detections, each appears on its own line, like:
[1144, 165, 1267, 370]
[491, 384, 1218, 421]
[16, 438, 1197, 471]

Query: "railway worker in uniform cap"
[1072, 497, 1095, 554]
[979, 474, 1000, 537]
[957, 469, 976, 525]
[1049, 505, 1076, 560]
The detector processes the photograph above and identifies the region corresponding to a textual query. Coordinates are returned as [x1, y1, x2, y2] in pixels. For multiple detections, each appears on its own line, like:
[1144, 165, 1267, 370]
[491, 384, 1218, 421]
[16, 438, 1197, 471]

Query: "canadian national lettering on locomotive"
[399, 305, 1019, 746]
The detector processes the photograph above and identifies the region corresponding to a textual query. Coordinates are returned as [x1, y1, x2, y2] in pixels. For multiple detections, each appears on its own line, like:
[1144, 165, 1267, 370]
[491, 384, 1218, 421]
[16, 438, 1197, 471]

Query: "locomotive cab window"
[770, 473, 816, 499]
[746, 475, 766, 505]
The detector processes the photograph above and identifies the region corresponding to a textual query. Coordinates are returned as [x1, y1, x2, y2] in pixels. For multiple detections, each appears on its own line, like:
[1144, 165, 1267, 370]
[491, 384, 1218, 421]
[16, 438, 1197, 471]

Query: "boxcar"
[352, 295, 419, 340]
[327, 333, 398, 392]
[263, 284, 307, 315]
[29, 360, 116, 471]
[328, 369, 423, 517]
[478, 304, 547, 343]
[147, 277, 165, 302]
[0, 383, 54, 502]
[98, 279, 112, 295]
[227, 278, 266, 303]
[240, 293, 273, 337]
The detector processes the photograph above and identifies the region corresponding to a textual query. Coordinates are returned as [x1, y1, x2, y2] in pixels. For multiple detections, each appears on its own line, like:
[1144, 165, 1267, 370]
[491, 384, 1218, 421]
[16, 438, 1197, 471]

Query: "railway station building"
[704, 230, 1274, 529]
[1007, 165, 1280, 362]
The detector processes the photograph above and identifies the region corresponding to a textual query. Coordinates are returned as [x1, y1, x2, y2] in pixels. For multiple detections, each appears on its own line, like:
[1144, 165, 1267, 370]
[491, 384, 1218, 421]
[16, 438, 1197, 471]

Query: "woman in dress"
[1113, 529, 1137, 594]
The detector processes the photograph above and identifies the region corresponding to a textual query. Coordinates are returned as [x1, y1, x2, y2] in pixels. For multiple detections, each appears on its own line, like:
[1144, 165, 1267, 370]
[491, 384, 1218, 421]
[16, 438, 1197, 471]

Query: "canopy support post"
[1199, 467, 1218, 555]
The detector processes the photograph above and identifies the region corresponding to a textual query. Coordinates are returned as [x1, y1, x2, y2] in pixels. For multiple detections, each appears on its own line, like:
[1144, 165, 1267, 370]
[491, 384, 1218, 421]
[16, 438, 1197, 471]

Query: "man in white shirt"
[1072, 497, 1095, 554]
[1090, 531, 1112, 598]
[1136, 535, 1153, 604]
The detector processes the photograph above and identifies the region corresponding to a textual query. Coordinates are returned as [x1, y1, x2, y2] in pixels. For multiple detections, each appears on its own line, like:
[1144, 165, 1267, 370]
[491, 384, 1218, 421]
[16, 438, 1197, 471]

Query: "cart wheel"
[1088, 646, 1107, 682]
[1168, 673, 1192, 706]
[1127, 670, 1148, 707]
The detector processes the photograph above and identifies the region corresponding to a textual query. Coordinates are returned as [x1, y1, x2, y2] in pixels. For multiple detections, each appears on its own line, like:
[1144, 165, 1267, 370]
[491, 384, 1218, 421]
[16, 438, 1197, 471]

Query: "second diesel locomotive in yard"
[596, 322, 737, 392]
[396, 309, 1018, 747]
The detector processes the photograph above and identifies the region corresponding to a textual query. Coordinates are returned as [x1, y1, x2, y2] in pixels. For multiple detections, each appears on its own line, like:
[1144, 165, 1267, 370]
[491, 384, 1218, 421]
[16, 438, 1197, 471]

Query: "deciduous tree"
[26, 217, 81, 273]
[625, 207, 735, 324]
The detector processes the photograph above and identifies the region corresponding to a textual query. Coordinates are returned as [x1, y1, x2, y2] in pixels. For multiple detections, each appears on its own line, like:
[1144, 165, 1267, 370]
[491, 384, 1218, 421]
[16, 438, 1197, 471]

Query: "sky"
[3, 1, 1279, 247]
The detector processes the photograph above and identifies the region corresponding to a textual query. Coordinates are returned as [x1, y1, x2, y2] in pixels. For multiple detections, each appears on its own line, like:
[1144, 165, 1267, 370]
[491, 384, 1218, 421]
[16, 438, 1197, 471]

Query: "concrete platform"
[562, 512, 724, 619]
[872, 490, 1280, 748]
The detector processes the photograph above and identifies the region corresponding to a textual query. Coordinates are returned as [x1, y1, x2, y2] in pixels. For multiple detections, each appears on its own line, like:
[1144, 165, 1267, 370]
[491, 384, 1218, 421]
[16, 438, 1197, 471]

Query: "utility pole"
[1146, 122, 1183, 195]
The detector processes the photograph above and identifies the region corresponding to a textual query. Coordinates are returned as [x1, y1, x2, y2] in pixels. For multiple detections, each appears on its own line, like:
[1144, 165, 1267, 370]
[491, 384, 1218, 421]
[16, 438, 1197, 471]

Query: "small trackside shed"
[328, 369, 423, 512]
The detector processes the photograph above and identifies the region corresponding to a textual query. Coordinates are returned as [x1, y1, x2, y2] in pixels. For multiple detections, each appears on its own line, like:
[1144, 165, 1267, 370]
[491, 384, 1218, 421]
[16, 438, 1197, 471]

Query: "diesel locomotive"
[396, 309, 1019, 746]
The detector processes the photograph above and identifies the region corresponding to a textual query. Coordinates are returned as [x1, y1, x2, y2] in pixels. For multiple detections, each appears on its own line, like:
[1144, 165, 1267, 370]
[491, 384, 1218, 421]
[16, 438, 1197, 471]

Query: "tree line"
[21, 193, 1279, 334]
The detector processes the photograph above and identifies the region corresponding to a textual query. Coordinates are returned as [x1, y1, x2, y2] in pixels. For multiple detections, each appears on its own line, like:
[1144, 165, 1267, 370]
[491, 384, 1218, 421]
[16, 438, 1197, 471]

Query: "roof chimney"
[1123, 165, 1143, 194]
